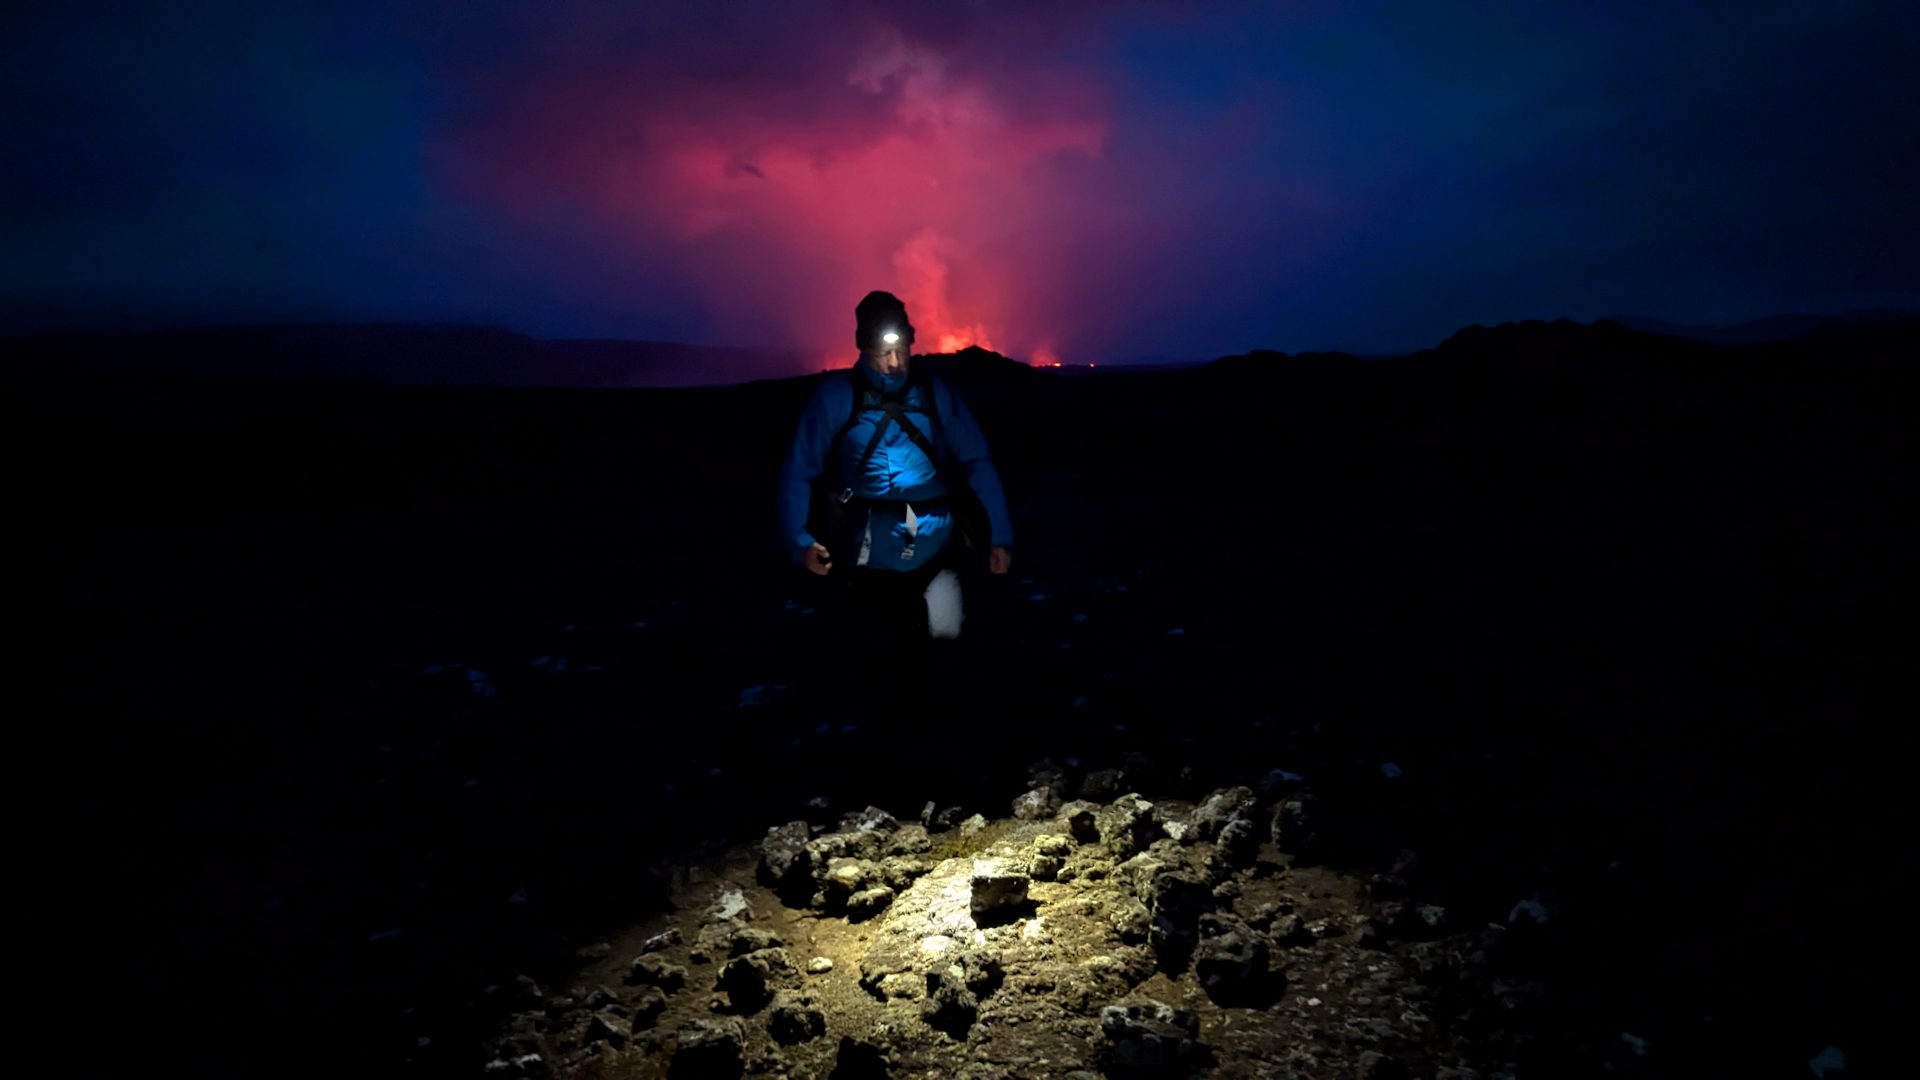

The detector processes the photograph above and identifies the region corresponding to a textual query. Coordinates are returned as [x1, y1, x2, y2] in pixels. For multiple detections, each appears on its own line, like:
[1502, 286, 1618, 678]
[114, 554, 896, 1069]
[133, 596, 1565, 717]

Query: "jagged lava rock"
[846, 885, 896, 921]
[822, 857, 882, 909]
[1034, 833, 1074, 858]
[1066, 806, 1100, 843]
[758, 820, 812, 892]
[1187, 786, 1256, 841]
[631, 986, 667, 1029]
[670, 1017, 745, 1079]
[626, 954, 687, 992]
[1102, 794, 1163, 857]
[714, 948, 800, 1011]
[584, 1008, 630, 1047]
[1192, 913, 1272, 1004]
[970, 860, 1030, 923]
[766, 990, 826, 1045]
[1271, 792, 1323, 857]
[1079, 768, 1127, 800]
[1098, 998, 1210, 1077]
[1012, 786, 1062, 820]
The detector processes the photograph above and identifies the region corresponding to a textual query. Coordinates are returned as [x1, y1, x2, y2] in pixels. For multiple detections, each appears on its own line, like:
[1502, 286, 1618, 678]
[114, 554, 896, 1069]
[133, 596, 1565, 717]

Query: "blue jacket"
[779, 359, 1014, 572]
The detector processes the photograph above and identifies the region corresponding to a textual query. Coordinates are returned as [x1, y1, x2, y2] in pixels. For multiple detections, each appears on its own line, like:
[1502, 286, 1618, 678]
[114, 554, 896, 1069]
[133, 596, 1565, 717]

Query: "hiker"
[777, 291, 1014, 654]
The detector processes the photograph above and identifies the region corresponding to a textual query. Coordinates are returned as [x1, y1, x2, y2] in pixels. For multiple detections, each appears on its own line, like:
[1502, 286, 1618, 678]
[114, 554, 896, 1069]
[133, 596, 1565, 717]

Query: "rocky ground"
[37, 328, 1906, 1076]
[487, 782, 1610, 1080]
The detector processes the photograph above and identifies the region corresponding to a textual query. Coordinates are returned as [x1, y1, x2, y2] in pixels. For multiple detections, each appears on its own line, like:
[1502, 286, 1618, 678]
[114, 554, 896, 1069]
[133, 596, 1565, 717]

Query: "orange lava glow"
[936, 327, 995, 353]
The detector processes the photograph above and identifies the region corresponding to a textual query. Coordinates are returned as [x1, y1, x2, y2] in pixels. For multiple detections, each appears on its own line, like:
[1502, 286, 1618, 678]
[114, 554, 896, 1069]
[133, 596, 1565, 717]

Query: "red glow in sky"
[10, 2, 1913, 363]
[439, 19, 1112, 368]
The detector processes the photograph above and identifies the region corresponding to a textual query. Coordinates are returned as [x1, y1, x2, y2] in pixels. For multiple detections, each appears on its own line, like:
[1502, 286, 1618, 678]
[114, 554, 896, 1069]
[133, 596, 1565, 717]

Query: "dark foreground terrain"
[27, 318, 1911, 1077]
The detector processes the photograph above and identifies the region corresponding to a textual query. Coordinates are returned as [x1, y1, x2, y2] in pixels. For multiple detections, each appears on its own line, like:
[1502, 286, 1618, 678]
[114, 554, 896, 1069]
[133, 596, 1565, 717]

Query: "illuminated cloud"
[435, 11, 1112, 366]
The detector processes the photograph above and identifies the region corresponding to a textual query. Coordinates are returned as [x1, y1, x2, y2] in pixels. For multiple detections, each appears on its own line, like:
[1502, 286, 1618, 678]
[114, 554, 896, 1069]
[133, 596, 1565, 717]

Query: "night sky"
[4, 0, 1915, 370]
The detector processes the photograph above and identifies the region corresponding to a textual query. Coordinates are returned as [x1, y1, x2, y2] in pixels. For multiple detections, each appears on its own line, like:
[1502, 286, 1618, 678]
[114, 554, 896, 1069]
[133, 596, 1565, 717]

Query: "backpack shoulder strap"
[834, 363, 956, 485]
[823, 367, 868, 489]
[917, 371, 948, 459]
[877, 371, 951, 478]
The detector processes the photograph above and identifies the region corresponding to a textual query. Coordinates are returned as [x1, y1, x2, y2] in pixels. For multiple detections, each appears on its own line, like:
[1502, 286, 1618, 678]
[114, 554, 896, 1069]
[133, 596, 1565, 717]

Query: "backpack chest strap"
[850, 381, 944, 479]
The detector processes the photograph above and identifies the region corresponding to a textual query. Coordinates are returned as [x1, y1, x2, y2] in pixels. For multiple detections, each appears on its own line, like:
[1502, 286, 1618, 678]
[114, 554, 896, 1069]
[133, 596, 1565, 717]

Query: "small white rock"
[709, 888, 749, 920]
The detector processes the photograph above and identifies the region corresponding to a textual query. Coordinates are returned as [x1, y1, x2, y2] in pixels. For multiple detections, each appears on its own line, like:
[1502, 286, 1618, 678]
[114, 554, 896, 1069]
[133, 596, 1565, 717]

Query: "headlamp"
[882, 330, 901, 345]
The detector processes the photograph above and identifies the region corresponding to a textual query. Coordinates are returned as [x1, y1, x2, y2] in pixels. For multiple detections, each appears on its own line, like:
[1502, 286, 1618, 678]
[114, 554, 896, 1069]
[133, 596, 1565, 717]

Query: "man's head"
[856, 290, 914, 376]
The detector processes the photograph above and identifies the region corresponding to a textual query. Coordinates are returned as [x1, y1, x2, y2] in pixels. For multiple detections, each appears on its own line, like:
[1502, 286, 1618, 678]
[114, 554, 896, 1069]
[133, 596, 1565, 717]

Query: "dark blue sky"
[4, 0, 1915, 369]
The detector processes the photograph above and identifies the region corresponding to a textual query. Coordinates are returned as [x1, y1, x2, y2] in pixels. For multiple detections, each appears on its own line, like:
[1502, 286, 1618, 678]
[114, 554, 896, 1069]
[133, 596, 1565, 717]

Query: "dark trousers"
[847, 551, 950, 641]
[811, 549, 965, 715]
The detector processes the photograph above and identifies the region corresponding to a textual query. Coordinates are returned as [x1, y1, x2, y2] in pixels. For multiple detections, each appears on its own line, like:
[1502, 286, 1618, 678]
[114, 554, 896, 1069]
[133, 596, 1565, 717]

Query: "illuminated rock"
[631, 986, 667, 1029]
[920, 964, 977, 1036]
[1217, 817, 1259, 862]
[923, 805, 967, 831]
[1097, 998, 1210, 1077]
[884, 823, 932, 856]
[873, 971, 924, 1000]
[1145, 870, 1211, 971]
[1268, 912, 1306, 945]
[706, 887, 751, 922]
[584, 1008, 629, 1047]
[691, 921, 779, 963]
[1107, 895, 1151, 943]
[1033, 833, 1073, 858]
[878, 855, 938, 891]
[1192, 914, 1271, 1005]
[823, 857, 881, 909]
[846, 885, 895, 921]
[725, 926, 782, 957]
[848, 804, 899, 833]
[714, 948, 801, 1012]
[1101, 794, 1162, 857]
[1066, 806, 1100, 843]
[1187, 786, 1256, 842]
[1011, 786, 1061, 820]
[766, 990, 826, 1045]
[625, 954, 686, 992]
[757, 820, 813, 895]
[969, 861, 1030, 924]
[669, 1018, 744, 1079]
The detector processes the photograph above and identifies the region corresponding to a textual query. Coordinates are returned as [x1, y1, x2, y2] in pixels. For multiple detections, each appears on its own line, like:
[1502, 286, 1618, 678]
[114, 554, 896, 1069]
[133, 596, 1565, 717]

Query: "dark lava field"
[29, 317, 1909, 1077]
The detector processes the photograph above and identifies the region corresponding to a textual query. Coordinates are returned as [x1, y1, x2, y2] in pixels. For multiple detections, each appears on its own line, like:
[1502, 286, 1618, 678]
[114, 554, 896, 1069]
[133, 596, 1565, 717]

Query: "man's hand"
[989, 545, 1012, 575]
[802, 542, 832, 576]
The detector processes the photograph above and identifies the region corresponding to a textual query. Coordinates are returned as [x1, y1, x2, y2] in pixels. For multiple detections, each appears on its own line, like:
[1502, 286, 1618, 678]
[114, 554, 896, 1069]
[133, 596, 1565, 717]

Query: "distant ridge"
[8, 309, 1915, 388]
[1, 323, 814, 388]
[1602, 308, 1917, 346]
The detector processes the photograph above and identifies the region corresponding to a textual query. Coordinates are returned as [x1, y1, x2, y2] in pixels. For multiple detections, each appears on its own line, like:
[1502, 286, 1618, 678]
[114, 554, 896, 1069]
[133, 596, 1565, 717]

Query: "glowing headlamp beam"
[882, 331, 901, 345]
